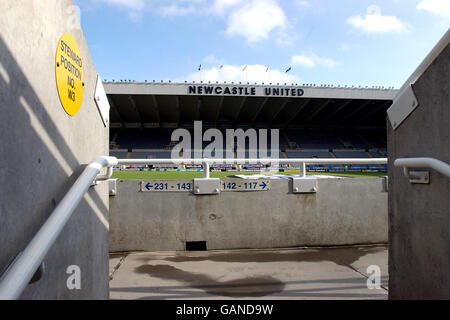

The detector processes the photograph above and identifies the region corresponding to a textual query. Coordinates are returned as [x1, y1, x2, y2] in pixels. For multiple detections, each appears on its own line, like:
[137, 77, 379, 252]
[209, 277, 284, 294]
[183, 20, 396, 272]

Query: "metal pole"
[202, 161, 210, 179]
[0, 156, 117, 300]
[300, 162, 306, 178]
[394, 157, 450, 178]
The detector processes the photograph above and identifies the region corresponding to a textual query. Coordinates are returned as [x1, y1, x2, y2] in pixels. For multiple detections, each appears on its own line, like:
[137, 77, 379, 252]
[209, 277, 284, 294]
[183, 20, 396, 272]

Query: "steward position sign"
[55, 33, 84, 116]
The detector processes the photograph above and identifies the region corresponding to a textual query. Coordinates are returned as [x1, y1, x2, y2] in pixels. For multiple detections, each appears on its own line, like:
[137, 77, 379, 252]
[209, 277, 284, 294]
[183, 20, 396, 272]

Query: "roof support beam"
[305, 99, 331, 122]
[127, 95, 143, 129]
[284, 98, 311, 129]
[320, 99, 352, 125]
[357, 100, 392, 123]
[196, 97, 202, 120]
[251, 97, 269, 125]
[233, 96, 247, 125]
[215, 96, 225, 125]
[175, 96, 180, 126]
[108, 97, 124, 129]
[151, 95, 161, 127]
[268, 98, 290, 127]
[338, 100, 372, 124]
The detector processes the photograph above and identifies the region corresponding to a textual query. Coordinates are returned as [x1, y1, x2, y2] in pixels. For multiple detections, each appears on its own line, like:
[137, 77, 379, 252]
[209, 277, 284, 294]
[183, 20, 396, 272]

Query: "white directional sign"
[140, 180, 193, 192]
[220, 180, 270, 192]
[139, 179, 271, 192]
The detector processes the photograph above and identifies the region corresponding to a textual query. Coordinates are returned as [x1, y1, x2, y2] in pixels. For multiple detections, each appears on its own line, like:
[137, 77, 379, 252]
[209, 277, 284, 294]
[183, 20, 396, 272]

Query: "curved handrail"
[394, 157, 450, 178]
[116, 158, 388, 165]
[0, 156, 118, 300]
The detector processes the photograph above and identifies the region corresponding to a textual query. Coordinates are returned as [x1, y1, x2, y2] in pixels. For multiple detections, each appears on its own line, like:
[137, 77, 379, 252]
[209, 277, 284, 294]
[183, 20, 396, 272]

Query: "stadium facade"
[104, 82, 397, 168]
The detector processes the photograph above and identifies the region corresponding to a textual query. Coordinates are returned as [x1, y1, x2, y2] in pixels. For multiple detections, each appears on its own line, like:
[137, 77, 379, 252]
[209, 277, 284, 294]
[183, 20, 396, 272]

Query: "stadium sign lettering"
[188, 86, 304, 97]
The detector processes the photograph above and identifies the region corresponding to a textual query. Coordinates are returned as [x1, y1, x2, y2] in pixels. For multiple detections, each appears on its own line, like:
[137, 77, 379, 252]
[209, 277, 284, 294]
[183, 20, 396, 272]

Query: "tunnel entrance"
[186, 241, 207, 251]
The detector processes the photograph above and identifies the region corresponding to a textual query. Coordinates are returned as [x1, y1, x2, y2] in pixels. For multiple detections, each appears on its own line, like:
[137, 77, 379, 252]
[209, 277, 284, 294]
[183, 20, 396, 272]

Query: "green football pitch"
[111, 170, 387, 180]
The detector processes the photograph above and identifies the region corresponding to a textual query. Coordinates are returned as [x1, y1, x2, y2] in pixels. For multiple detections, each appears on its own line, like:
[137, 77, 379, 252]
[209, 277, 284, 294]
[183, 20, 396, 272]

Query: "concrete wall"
[0, 1, 109, 299]
[388, 39, 450, 299]
[110, 178, 387, 251]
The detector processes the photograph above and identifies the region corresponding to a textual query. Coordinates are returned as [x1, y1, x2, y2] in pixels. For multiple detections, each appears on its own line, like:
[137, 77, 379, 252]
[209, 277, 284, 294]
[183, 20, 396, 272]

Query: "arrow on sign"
[259, 181, 267, 189]
[145, 183, 152, 190]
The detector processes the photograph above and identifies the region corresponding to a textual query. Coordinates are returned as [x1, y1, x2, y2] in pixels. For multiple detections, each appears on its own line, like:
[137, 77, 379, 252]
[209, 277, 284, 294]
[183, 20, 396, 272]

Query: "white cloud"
[296, 1, 310, 7]
[212, 0, 244, 15]
[96, 0, 291, 44]
[347, 5, 407, 33]
[226, 0, 288, 43]
[338, 43, 351, 52]
[96, 0, 145, 10]
[95, 0, 146, 21]
[291, 55, 315, 68]
[203, 55, 224, 66]
[95, 0, 292, 44]
[417, 0, 450, 18]
[177, 64, 300, 84]
[159, 4, 196, 17]
[291, 54, 339, 68]
[158, 0, 243, 17]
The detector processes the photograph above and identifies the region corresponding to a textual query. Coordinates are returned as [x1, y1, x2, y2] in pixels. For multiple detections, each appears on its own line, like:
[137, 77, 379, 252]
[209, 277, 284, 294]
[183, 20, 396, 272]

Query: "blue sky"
[73, 0, 449, 88]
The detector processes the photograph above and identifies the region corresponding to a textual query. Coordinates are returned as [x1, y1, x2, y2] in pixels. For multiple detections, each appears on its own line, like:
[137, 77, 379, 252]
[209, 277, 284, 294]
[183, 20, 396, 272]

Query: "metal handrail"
[117, 158, 388, 178]
[0, 156, 118, 300]
[394, 157, 450, 178]
[116, 158, 387, 165]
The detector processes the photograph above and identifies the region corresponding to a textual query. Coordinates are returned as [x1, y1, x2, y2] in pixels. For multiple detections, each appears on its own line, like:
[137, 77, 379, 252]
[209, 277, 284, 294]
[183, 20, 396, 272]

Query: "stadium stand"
[106, 84, 392, 162]
[336, 131, 369, 149]
[285, 149, 333, 158]
[109, 149, 128, 159]
[369, 148, 387, 158]
[129, 149, 172, 159]
[114, 129, 173, 150]
[333, 149, 370, 158]
[284, 129, 342, 149]
[360, 130, 387, 149]
[110, 128, 387, 160]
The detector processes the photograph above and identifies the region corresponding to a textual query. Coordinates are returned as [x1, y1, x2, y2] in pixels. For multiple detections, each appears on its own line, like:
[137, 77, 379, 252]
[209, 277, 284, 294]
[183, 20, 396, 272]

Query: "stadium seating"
[285, 149, 333, 158]
[130, 149, 172, 159]
[337, 131, 369, 149]
[115, 130, 173, 149]
[369, 148, 387, 158]
[110, 128, 387, 160]
[360, 131, 386, 149]
[284, 130, 341, 149]
[333, 149, 370, 158]
[109, 149, 128, 159]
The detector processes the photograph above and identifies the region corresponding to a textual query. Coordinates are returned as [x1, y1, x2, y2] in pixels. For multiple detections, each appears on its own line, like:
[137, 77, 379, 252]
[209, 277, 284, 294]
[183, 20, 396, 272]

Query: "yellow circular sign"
[55, 33, 84, 116]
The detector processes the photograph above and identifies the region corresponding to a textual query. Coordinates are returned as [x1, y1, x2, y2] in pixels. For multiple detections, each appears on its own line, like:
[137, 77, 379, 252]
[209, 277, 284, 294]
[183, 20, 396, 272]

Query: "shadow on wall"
[0, 35, 108, 299]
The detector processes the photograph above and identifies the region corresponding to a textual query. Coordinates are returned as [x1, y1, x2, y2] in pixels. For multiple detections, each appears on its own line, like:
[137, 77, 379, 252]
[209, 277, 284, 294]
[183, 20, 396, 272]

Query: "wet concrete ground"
[109, 245, 388, 300]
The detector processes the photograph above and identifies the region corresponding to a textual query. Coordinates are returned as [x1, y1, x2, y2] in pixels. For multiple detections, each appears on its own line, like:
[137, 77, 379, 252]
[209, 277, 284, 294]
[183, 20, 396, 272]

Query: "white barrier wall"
[109, 178, 388, 251]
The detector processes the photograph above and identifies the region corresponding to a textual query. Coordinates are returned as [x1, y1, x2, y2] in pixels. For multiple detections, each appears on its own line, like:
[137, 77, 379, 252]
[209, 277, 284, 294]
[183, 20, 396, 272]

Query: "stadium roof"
[104, 82, 398, 129]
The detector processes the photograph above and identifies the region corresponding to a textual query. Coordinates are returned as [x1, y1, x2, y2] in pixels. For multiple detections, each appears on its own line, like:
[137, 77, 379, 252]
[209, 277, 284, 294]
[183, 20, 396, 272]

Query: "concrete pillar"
[387, 31, 450, 299]
[0, 1, 109, 299]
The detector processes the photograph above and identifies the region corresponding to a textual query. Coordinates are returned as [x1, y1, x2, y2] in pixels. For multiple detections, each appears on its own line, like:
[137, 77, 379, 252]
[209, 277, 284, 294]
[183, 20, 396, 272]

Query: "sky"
[73, 0, 449, 88]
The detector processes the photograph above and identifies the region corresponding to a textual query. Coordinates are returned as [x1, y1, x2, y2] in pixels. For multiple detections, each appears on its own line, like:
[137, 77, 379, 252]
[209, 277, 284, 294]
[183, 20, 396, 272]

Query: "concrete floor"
[109, 245, 388, 300]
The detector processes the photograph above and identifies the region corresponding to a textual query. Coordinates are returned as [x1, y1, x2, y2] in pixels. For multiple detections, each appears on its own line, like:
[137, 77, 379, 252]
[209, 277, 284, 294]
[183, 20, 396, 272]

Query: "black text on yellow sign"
[55, 33, 84, 116]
